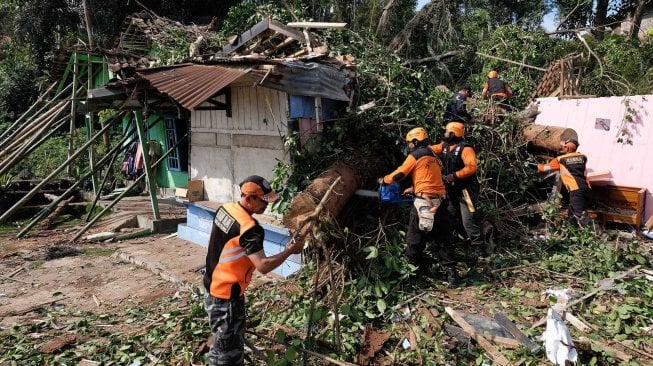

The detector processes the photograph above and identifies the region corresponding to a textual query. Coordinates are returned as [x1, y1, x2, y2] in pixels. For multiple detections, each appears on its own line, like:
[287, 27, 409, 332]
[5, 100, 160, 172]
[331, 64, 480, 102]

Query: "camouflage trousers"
[204, 294, 246, 366]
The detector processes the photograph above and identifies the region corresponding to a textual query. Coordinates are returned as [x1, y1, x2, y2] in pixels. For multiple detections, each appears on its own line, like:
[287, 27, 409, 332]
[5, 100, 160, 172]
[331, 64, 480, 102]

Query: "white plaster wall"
[189, 83, 290, 202]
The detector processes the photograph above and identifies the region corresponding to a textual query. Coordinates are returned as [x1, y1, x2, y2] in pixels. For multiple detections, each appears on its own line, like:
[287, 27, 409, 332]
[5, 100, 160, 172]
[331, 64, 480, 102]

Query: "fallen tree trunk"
[283, 162, 362, 234]
[522, 124, 578, 152]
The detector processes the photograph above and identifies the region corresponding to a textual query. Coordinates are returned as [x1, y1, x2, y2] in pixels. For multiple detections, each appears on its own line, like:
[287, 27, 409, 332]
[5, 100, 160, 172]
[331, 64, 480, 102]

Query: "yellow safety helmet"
[445, 122, 465, 138]
[405, 127, 428, 143]
[487, 70, 498, 78]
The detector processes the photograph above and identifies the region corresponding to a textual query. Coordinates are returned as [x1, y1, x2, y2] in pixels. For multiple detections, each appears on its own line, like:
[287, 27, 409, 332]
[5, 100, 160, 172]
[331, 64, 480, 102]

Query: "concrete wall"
[615, 8, 653, 39]
[189, 83, 289, 202]
[535, 95, 653, 225]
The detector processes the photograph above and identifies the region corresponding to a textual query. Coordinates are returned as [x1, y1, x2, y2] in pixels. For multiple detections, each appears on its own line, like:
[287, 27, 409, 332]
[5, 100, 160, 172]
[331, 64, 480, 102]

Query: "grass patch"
[0, 224, 17, 235]
[30, 259, 44, 269]
[79, 247, 115, 257]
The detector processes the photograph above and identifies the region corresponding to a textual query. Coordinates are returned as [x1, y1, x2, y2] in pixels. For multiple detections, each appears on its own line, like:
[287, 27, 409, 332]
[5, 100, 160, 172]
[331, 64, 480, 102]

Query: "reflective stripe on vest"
[210, 202, 257, 300]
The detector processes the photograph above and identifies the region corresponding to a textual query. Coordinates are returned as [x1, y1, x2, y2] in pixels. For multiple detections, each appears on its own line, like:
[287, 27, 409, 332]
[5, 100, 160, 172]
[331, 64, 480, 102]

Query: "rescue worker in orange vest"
[203, 175, 303, 366]
[377, 127, 461, 286]
[481, 70, 513, 101]
[537, 139, 592, 227]
[430, 122, 487, 259]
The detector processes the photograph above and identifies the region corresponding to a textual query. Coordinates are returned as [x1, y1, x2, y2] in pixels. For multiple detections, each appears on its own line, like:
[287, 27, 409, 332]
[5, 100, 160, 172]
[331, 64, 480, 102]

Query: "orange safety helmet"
[445, 121, 465, 138]
[487, 70, 499, 78]
[405, 127, 429, 143]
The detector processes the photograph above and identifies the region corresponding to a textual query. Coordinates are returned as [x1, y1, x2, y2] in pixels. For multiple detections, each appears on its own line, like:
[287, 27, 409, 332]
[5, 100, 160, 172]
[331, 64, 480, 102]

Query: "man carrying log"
[430, 122, 487, 260]
[203, 175, 304, 366]
[378, 127, 461, 286]
[537, 139, 592, 227]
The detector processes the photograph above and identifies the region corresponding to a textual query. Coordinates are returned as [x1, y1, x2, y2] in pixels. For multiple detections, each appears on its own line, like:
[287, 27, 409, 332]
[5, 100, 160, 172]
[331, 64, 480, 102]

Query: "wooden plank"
[222, 18, 271, 54]
[286, 22, 348, 29]
[445, 307, 514, 366]
[563, 312, 594, 333]
[268, 19, 305, 42]
[494, 312, 539, 352]
[577, 337, 631, 361]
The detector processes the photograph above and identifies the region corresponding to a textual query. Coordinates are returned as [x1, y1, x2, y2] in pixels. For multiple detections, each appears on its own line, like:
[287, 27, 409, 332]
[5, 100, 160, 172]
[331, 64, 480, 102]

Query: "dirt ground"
[0, 225, 225, 329]
[0, 219, 283, 330]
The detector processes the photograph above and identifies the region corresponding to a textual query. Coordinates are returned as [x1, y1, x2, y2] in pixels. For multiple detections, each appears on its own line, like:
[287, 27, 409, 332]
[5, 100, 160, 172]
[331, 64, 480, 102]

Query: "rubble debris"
[494, 312, 539, 352]
[445, 307, 514, 366]
[82, 232, 116, 242]
[38, 333, 77, 354]
[45, 245, 80, 260]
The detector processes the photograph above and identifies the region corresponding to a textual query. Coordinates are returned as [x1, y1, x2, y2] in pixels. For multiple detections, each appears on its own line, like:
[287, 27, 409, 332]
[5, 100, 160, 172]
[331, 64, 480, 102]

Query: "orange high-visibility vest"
[209, 202, 257, 300]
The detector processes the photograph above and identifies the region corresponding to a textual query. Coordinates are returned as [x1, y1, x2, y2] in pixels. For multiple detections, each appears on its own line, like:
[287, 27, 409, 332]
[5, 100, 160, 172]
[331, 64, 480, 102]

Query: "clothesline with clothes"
[121, 140, 144, 180]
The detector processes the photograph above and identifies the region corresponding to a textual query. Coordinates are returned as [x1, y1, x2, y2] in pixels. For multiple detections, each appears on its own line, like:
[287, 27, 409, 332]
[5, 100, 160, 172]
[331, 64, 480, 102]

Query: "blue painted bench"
[177, 200, 302, 278]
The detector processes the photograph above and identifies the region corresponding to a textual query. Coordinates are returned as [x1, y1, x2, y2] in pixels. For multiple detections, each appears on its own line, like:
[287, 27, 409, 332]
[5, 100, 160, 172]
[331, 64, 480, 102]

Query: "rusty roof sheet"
[137, 64, 248, 110]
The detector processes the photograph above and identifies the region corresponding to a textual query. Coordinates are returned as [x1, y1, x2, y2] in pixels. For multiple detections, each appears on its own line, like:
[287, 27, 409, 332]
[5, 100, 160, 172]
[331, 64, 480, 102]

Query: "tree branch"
[401, 50, 464, 66]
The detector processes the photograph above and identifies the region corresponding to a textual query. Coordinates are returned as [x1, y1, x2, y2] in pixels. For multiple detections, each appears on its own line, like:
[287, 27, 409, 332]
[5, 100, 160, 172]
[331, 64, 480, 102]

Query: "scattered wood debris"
[38, 333, 77, 354]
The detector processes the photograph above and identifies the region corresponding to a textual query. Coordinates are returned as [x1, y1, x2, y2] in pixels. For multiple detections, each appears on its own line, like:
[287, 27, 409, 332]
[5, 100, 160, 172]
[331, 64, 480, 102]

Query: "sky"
[415, 0, 557, 31]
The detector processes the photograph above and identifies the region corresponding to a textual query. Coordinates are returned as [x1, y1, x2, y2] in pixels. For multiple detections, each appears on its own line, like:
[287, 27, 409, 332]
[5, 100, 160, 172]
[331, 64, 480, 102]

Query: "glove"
[443, 174, 456, 184]
[377, 177, 385, 185]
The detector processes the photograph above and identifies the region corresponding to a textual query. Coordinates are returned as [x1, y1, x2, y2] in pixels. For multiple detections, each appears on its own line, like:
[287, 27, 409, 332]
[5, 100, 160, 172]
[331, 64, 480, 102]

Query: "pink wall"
[535, 95, 652, 226]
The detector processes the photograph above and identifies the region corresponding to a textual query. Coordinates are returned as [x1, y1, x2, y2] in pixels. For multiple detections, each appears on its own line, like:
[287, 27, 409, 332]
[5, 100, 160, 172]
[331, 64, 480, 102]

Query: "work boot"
[445, 267, 462, 288]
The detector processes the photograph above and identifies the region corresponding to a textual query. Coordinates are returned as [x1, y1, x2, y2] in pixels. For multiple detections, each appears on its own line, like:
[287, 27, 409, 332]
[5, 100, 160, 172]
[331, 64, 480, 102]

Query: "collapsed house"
[0, 10, 354, 276]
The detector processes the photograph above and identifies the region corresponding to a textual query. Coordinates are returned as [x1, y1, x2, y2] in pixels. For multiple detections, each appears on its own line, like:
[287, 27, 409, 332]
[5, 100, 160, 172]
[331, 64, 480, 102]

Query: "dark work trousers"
[204, 294, 246, 366]
[406, 199, 456, 268]
[568, 188, 590, 227]
[447, 187, 484, 249]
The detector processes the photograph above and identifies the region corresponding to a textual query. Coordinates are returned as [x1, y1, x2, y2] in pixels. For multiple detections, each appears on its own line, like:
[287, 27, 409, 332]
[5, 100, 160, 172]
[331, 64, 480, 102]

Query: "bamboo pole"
[134, 110, 160, 220]
[16, 113, 161, 238]
[0, 116, 119, 224]
[85, 130, 129, 222]
[68, 52, 78, 175]
[0, 83, 73, 150]
[0, 99, 70, 158]
[0, 82, 56, 143]
[70, 134, 187, 243]
[0, 84, 86, 156]
[87, 58, 99, 196]
[0, 115, 69, 177]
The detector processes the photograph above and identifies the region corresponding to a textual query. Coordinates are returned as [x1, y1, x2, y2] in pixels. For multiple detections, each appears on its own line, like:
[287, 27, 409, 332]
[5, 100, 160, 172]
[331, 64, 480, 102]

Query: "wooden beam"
[287, 22, 348, 29]
[268, 19, 306, 43]
[222, 18, 271, 54]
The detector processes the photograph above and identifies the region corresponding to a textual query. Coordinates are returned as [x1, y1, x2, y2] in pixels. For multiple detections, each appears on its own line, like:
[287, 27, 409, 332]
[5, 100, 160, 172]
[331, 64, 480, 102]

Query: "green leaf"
[376, 299, 387, 313]
[364, 246, 378, 260]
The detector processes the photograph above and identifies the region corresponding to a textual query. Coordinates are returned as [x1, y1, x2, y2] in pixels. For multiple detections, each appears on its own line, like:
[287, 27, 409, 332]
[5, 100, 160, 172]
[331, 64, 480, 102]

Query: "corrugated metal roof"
[137, 64, 248, 110]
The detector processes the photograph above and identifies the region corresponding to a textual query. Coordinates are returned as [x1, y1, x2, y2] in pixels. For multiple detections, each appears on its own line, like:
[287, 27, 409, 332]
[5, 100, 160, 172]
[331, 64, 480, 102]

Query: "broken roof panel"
[221, 18, 314, 58]
[251, 61, 349, 101]
[137, 64, 248, 111]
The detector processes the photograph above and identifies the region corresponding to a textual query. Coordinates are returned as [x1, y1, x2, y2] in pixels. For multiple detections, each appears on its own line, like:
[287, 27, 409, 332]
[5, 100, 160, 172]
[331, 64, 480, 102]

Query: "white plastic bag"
[543, 308, 577, 365]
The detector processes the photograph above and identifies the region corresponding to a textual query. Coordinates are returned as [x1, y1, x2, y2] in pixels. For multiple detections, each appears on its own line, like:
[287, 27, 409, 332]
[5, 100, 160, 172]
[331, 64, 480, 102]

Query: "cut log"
[41, 196, 75, 229]
[522, 124, 578, 152]
[283, 162, 362, 233]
